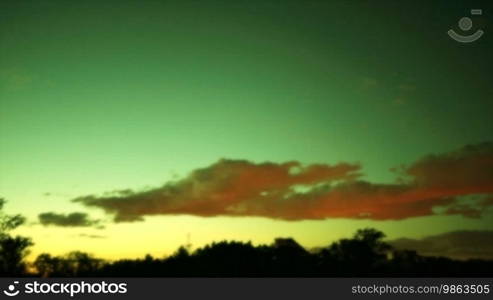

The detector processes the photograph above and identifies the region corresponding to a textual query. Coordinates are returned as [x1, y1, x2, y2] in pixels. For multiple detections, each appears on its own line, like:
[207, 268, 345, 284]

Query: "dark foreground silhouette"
[0, 200, 492, 277]
[11, 229, 493, 277]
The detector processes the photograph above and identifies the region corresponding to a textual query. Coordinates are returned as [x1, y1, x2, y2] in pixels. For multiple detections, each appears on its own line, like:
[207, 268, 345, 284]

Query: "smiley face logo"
[448, 9, 484, 43]
[3, 281, 20, 297]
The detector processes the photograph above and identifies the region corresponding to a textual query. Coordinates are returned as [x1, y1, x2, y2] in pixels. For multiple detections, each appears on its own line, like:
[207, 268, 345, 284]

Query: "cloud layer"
[390, 230, 493, 260]
[38, 212, 100, 227]
[73, 142, 493, 222]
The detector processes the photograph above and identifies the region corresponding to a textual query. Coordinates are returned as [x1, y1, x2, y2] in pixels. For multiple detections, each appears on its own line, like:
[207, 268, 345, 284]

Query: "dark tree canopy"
[0, 200, 490, 278]
[0, 198, 33, 276]
[27, 228, 493, 277]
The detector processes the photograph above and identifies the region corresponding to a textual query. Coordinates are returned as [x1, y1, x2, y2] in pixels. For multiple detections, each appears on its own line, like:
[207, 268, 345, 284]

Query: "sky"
[1, 0, 492, 261]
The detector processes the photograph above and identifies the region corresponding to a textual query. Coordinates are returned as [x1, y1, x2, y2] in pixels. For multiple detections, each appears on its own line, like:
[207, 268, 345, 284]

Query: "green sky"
[1, 0, 492, 260]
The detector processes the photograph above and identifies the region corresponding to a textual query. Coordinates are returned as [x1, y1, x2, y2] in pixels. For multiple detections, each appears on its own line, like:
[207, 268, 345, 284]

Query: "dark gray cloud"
[38, 212, 100, 227]
[390, 230, 493, 260]
[72, 142, 493, 222]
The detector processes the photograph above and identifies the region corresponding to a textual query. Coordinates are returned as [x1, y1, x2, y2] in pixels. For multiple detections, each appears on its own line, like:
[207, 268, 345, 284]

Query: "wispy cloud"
[390, 230, 493, 260]
[397, 83, 417, 92]
[78, 233, 106, 239]
[0, 68, 34, 91]
[73, 142, 493, 222]
[360, 77, 378, 89]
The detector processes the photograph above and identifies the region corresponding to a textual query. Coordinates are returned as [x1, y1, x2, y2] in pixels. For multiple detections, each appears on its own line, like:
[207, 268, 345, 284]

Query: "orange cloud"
[404, 142, 493, 192]
[73, 143, 493, 221]
[74, 159, 360, 221]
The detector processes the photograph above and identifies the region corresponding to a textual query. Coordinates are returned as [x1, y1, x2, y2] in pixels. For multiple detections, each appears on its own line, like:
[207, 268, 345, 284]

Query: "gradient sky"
[1, 0, 492, 260]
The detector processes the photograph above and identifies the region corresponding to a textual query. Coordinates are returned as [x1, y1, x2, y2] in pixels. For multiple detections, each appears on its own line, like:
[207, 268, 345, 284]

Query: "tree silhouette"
[20, 227, 493, 277]
[33, 253, 58, 277]
[271, 238, 313, 276]
[0, 198, 33, 276]
[0, 195, 490, 278]
[318, 228, 392, 275]
[34, 251, 103, 277]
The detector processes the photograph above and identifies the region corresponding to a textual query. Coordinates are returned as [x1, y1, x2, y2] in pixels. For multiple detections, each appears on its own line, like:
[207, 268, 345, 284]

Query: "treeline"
[0, 199, 32, 276]
[30, 229, 493, 277]
[1, 199, 492, 277]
